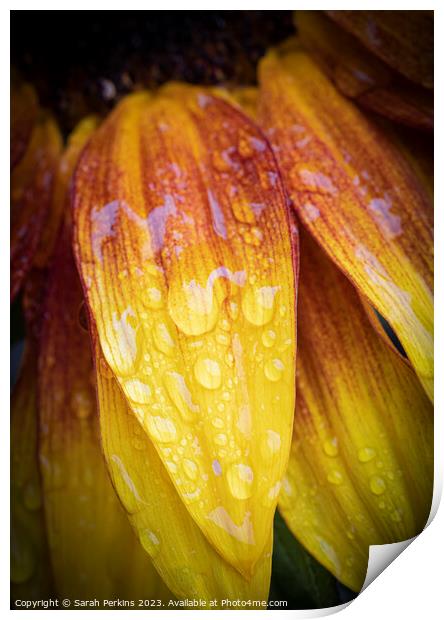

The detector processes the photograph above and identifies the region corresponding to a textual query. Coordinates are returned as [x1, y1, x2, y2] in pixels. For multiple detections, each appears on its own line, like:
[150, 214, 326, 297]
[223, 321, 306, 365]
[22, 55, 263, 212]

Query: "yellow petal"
[73, 88, 298, 575]
[295, 11, 432, 131]
[94, 335, 272, 605]
[38, 122, 170, 601]
[11, 347, 53, 600]
[279, 231, 433, 592]
[258, 44, 433, 400]
[11, 111, 62, 300]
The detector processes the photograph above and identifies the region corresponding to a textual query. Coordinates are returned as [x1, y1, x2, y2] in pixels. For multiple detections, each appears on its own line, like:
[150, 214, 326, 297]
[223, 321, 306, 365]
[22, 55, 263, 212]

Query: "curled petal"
[279, 232, 433, 592]
[11, 112, 62, 300]
[326, 10, 433, 89]
[295, 11, 433, 131]
[95, 338, 272, 604]
[73, 88, 298, 575]
[258, 44, 433, 399]
[38, 121, 169, 601]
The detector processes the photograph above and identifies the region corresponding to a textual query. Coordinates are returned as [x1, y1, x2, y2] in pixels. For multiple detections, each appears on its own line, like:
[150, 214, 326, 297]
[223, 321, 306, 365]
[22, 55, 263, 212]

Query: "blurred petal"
[38, 122, 170, 601]
[228, 87, 259, 120]
[258, 44, 433, 399]
[94, 336, 272, 605]
[295, 11, 433, 131]
[11, 347, 53, 600]
[326, 10, 433, 89]
[11, 112, 62, 300]
[73, 88, 298, 575]
[11, 79, 39, 169]
[279, 232, 433, 592]
[34, 116, 99, 268]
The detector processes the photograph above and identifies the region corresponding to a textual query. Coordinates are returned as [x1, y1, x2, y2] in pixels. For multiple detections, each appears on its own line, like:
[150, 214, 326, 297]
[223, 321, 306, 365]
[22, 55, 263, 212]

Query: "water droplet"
[370, 476, 386, 495]
[183, 459, 198, 480]
[23, 481, 42, 511]
[327, 470, 343, 485]
[71, 389, 93, 419]
[153, 322, 175, 356]
[124, 378, 152, 404]
[194, 357, 222, 390]
[214, 433, 228, 446]
[212, 417, 224, 429]
[212, 459, 222, 476]
[242, 285, 279, 326]
[391, 509, 403, 523]
[221, 391, 231, 402]
[166, 460, 177, 473]
[224, 351, 234, 367]
[102, 307, 138, 376]
[323, 437, 338, 457]
[264, 358, 284, 382]
[143, 287, 163, 309]
[227, 300, 239, 320]
[261, 329, 276, 348]
[146, 416, 177, 443]
[140, 529, 161, 557]
[262, 430, 281, 457]
[163, 371, 199, 421]
[358, 447, 376, 463]
[216, 333, 230, 346]
[226, 463, 254, 499]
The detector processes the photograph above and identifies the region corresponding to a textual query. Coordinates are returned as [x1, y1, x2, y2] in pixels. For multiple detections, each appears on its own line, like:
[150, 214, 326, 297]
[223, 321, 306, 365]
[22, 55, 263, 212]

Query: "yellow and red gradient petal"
[95, 337, 272, 604]
[295, 11, 432, 131]
[11, 112, 62, 300]
[38, 122, 170, 602]
[258, 45, 433, 400]
[279, 231, 433, 592]
[73, 88, 298, 576]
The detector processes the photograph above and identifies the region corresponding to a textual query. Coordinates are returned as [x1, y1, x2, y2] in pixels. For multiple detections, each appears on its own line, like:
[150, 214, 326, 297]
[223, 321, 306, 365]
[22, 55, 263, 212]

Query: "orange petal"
[94, 335, 272, 604]
[11, 111, 62, 300]
[11, 346, 53, 600]
[73, 88, 298, 575]
[326, 10, 433, 90]
[38, 126, 170, 601]
[279, 231, 433, 592]
[258, 44, 433, 400]
[11, 79, 39, 169]
[295, 11, 433, 131]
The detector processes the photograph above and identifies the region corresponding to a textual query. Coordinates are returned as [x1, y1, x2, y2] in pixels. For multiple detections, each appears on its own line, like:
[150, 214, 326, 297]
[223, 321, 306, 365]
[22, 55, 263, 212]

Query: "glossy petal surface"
[11, 112, 62, 300]
[38, 122, 170, 602]
[95, 339, 272, 605]
[73, 88, 297, 575]
[279, 232, 433, 592]
[258, 44, 433, 399]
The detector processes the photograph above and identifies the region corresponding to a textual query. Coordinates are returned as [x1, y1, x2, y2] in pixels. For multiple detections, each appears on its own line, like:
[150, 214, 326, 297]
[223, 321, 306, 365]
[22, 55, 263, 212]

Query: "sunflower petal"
[295, 11, 433, 131]
[11, 79, 39, 169]
[279, 231, 433, 592]
[73, 88, 297, 575]
[94, 336, 272, 604]
[11, 112, 62, 300]
[326, 10, 433, 89]
[38, 122, 170, 602]
[11, 347, 53, 600]
[258, 44, 433, 399]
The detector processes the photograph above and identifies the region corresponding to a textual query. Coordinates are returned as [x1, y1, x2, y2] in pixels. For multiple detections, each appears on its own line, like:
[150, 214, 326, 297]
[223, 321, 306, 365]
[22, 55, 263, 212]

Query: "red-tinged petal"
[258, 44, 433, 400]
[11, 112, 62, 300]
[326, 10, 433, 89]
[295, 11, 433, 131]
[38, 123, 170, 601]
[11, 347, 53, 600]
[94, 336, 272, 604]
[279, 231, 433, 592]
[73, 88, 298, 576]
[11, 79, 39, 169]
